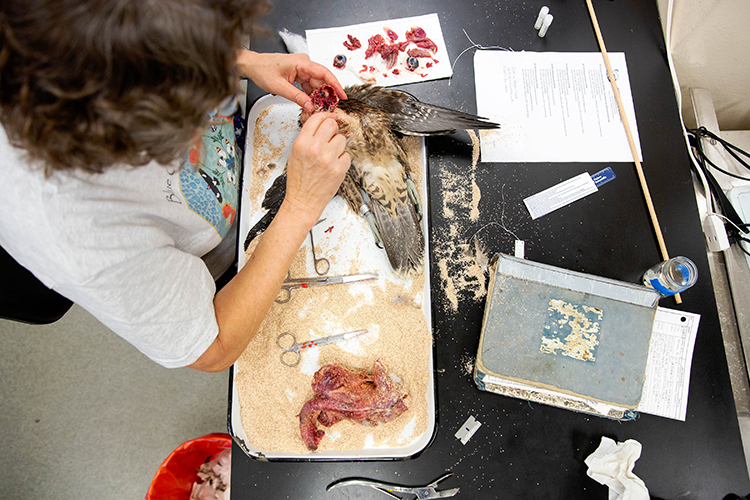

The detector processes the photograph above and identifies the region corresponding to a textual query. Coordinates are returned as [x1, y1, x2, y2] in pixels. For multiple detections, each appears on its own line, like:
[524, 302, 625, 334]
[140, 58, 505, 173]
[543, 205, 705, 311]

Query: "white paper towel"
[585, 437, 649, 500]
[306, 14, 452, 87]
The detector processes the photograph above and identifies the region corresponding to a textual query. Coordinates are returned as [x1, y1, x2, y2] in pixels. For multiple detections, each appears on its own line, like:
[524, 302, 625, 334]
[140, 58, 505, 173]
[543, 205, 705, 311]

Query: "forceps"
[327, 472, 459, 499]
[310, 219, 330, 276]
[276, 329, 368, 367]
[276, 272, 378, 303]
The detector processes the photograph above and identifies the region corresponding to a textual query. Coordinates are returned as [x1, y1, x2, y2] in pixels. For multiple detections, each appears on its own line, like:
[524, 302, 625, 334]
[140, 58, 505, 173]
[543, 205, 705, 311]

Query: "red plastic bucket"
[145, 433, 232, 500]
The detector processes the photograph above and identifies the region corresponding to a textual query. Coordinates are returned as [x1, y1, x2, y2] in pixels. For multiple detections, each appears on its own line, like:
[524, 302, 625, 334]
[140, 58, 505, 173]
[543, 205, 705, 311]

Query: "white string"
[467, 184, 521, 243]
[449, 30, 513, 86]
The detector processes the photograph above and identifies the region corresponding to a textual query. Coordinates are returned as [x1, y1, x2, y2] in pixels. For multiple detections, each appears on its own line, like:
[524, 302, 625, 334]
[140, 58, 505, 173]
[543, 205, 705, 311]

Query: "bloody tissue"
[343, 34, 361, 50]
[405, 26, 438, 53]
[310, 85, 340, 112]
[298, 360, 409, 451]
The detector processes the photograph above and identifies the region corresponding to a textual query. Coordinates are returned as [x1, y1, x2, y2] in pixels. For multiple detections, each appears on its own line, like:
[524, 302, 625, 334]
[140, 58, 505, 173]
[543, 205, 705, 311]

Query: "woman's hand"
[237, 50, 347, 113]
[283, 112, 350, 226]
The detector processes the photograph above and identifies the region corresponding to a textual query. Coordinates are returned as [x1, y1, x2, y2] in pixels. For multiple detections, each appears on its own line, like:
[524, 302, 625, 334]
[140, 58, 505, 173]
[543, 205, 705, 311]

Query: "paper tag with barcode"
[523, 172, 598, 220]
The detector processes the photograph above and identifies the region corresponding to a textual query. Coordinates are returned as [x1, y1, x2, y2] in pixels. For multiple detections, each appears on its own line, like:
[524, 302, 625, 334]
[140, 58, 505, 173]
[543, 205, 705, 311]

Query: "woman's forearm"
[190, 200, 316, 372]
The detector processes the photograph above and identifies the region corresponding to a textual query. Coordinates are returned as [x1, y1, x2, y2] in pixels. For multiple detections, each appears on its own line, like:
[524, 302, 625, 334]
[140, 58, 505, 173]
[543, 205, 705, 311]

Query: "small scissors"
[310, 219, 330, 276]
[277, 329, 369, 367]
[276, 272, 378, 303]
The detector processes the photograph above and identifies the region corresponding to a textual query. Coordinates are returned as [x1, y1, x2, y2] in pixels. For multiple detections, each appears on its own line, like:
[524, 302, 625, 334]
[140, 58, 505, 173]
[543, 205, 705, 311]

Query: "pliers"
[327, 472, 459, 499]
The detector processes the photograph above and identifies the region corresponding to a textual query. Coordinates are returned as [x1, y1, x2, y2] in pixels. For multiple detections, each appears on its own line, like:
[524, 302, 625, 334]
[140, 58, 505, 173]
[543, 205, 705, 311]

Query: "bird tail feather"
[370, 200, 424, 276]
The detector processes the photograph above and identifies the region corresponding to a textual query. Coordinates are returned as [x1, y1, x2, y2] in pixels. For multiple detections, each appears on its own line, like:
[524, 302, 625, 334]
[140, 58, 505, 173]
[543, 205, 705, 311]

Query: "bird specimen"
[244, 84, 500, 276]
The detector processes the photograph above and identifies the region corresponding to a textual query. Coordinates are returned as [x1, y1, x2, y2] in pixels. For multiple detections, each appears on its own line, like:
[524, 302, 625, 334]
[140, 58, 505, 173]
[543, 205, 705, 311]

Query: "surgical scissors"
[327, 472, 459, 499]
[276, 272, 378, 303]
[309, 219, 330, 276]
[276, 330, 368, 367]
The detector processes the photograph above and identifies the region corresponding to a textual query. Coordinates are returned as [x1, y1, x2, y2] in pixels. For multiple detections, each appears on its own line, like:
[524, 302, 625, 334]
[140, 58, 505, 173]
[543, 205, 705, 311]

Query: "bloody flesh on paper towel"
[344, 25, 438, 72]
[343, 34, 361, 50]
[407, 48, 437, 59]
[298, 360, 409, 451]
[405, 27, 438, 52]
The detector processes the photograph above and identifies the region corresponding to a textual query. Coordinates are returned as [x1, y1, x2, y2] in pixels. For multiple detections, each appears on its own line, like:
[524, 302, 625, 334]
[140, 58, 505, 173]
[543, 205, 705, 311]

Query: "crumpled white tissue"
[584, 437, 649, 500]
[278, 29, 309, 55]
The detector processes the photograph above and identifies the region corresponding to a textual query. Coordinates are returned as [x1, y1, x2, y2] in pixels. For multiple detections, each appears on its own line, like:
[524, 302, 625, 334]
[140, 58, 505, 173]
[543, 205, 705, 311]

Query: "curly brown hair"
[0, 0, 271, 174]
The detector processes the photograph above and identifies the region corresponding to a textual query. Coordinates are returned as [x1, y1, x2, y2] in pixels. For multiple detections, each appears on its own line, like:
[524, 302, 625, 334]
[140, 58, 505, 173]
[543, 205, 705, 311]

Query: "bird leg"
[404, 172, 422, 221]
[359, 189, 383, 248]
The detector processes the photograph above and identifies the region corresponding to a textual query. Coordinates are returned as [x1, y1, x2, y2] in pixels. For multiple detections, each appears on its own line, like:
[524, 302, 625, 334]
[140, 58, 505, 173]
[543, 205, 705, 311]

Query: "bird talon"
[405, 173, 422, 221]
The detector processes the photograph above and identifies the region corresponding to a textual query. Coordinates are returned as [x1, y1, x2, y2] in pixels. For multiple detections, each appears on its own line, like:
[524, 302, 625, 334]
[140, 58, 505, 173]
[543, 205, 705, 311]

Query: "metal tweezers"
[327, 472, 459, 499]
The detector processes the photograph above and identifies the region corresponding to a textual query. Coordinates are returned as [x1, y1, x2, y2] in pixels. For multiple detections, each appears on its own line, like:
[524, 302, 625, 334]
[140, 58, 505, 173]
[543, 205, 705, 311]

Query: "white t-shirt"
[0, 112, 241, 368]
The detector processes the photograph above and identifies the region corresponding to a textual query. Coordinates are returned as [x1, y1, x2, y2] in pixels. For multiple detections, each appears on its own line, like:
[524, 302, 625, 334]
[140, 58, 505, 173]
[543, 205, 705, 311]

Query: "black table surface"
[232, 1, 750, 498]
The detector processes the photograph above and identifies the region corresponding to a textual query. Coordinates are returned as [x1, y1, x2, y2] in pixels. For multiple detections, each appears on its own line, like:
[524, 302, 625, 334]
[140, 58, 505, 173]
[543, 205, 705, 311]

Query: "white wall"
[657, 0, 750, 130]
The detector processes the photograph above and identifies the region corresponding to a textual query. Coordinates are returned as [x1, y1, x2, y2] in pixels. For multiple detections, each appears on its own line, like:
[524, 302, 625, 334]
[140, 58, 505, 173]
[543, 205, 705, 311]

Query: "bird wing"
[346, 149, 424, 275]
[369, 195, 424, 275]
[390, 100, 500, 136]
[338, 170, 363, 214]
[342, 84, 500, 136]
[243, 171, 286, 250]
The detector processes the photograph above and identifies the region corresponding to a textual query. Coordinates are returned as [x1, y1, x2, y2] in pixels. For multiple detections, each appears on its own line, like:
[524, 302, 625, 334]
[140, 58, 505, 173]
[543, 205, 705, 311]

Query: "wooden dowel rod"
[584, 0, 682, 304]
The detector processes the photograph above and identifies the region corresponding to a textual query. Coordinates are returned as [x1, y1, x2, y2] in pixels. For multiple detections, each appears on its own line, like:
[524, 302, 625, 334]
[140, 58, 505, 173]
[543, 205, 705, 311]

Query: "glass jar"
[642, 256, 698, 296]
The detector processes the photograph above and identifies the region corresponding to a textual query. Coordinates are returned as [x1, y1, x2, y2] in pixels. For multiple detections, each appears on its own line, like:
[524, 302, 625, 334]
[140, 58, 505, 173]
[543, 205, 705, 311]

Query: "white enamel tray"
[228, 94, 435, 461]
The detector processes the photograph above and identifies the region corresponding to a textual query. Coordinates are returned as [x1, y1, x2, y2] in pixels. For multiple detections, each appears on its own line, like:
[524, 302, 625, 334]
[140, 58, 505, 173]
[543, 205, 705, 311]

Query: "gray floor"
[0, 305, 229, 500]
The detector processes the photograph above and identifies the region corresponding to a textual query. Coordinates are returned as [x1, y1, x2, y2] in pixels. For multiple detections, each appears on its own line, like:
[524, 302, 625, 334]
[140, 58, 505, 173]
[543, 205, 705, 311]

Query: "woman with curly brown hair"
[0, 0, 350, 371]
